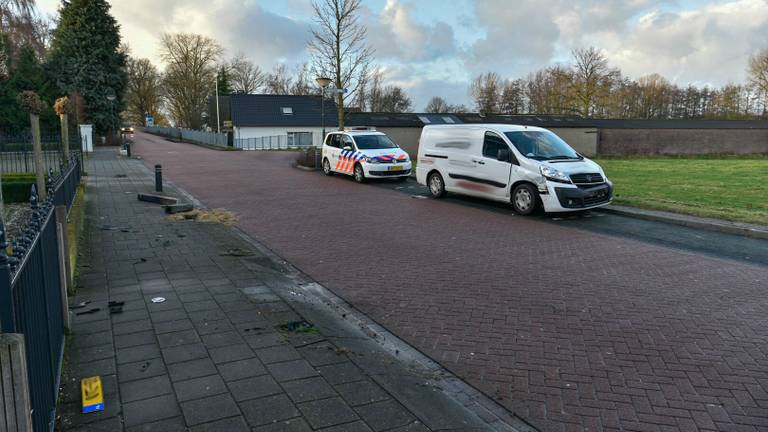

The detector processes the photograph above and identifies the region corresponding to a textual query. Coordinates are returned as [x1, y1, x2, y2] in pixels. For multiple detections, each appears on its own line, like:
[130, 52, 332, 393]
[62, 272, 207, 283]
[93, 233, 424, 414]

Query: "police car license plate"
[389, 165, 403, 171]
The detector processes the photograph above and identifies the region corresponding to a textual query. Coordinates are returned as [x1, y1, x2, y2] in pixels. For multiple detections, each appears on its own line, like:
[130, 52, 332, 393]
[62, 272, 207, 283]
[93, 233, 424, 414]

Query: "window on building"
[441, 116, 455, 124]
[281, 107, 293, 115]
[288, 132, 313, 147]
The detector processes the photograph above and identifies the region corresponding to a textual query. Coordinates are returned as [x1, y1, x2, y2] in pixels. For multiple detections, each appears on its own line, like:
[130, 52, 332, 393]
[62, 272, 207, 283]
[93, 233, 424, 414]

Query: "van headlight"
[540, 166, 571, 184]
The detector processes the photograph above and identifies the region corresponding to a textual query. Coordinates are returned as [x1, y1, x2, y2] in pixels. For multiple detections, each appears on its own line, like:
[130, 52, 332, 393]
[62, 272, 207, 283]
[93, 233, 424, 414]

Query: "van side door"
[475, 131, 514, 200]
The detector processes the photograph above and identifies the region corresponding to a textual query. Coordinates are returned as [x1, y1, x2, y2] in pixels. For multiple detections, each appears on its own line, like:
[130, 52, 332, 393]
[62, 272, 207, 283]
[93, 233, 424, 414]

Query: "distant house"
[230, 94, 338, 148]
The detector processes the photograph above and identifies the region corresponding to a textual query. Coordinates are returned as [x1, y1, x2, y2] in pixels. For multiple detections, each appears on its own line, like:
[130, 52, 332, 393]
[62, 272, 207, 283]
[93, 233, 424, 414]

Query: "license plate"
[388, 165, 403, 171]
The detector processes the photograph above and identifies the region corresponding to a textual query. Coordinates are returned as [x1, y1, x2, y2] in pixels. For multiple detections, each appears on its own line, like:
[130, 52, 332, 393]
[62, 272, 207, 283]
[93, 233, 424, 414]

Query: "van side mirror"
[497, 148, 511, 162]
[342, 145, 352, 151]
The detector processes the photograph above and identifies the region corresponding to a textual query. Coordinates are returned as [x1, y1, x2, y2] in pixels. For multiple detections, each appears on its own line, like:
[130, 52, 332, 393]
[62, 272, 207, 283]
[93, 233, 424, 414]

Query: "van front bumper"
[541, 182, 613, 212]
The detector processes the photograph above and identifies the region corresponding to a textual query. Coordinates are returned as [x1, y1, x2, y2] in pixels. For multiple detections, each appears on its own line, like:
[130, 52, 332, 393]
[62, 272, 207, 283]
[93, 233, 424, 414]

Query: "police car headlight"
[365, 157, 380, 164]
[540, 166, 571, 184]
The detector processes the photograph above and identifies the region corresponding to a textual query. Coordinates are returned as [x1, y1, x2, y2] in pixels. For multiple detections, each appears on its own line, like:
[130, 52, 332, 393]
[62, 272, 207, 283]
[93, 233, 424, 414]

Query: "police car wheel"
[353, 164, 365, 183]
[428, 172, 445, 198]
[322, 158, 332, 176]
[512, 183, 538, 215]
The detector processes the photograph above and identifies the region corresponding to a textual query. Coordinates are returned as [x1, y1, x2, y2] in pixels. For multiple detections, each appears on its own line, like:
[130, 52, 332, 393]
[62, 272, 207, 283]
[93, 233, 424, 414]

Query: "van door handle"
[473, 159, 485, 165]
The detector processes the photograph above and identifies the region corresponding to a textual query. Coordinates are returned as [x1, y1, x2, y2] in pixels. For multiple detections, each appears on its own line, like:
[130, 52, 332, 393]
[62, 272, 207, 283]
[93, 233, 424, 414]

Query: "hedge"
[2, 174, 37, 203]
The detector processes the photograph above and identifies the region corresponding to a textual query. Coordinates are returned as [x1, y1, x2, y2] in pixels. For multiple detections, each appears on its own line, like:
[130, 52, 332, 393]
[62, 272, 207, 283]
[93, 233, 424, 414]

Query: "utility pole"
[215, 73, 221, 134]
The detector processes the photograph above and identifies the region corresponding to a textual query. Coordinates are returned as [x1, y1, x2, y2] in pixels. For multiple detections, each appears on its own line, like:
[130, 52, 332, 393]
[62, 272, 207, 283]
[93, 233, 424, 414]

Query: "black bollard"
[126, 141, 131, 157]
[155, 164, 163, 192]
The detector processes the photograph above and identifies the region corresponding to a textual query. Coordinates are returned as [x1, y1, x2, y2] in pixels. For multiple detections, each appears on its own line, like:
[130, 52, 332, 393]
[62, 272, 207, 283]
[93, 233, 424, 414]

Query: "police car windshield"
[504, 131, 581, 161]
[353, 134, 398, 150]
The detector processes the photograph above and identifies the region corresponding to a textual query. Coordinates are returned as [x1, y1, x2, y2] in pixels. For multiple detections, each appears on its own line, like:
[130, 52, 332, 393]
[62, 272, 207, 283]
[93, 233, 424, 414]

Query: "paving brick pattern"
[60, 149, 434, 431]
[132, 132, 768, 432]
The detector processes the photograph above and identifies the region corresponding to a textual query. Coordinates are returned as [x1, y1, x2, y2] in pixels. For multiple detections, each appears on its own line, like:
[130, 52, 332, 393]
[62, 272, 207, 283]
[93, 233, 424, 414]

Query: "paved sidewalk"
[59, 149, 521, 431]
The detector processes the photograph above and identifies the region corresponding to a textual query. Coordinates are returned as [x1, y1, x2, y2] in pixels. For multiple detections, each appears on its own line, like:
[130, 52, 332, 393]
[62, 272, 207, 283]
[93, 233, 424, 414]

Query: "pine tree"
[0, 44, 56, 132]
[216, 66, 232, 95]
[47, 0, 127, 136]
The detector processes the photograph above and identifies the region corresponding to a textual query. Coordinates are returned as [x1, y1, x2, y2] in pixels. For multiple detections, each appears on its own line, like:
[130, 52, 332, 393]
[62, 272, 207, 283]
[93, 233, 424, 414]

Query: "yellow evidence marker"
[81, 376, 104, 413]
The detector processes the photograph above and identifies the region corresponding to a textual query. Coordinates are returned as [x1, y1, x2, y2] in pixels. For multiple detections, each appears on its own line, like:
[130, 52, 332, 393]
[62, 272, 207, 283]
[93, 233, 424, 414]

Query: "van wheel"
[322, 158, 333, 176]
[428, 172, 445, 198]
[353, 164, 366, 183]
[511, 184, 538, 215]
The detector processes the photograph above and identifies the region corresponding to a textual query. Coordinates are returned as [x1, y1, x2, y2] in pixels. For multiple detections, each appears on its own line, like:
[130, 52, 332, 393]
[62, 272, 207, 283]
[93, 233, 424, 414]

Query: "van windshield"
[503, 131, 581, 161]
[353, 134, 398, 150]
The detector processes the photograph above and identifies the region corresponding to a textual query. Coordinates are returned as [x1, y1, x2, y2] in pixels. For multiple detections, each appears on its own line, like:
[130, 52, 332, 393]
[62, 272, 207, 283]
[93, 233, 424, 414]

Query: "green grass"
[595, 157, 768, 225]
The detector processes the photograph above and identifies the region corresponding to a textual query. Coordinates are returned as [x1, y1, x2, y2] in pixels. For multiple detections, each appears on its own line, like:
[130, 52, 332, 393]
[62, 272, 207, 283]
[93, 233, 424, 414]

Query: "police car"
[321, 128, 412, 182]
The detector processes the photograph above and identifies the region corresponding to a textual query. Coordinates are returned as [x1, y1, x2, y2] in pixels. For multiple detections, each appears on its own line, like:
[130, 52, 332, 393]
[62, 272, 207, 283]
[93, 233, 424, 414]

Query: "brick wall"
[598, 128, 768, 156]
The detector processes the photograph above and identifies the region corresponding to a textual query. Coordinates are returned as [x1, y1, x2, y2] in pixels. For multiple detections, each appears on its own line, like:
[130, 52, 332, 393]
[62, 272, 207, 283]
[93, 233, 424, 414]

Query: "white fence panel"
[234, 134, 315, 151]
[146, 127, 228, 147]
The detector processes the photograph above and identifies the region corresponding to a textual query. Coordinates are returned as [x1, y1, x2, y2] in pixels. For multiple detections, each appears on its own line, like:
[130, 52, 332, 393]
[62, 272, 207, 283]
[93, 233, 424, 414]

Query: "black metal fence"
[0, 153, 81, 432]
[0, 130, 80, 174]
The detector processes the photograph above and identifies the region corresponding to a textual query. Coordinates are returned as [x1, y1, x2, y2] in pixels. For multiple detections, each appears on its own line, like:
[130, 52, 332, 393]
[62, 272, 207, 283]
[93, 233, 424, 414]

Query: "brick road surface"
[62, 149, 505, 431]
[133, 131, 768, 432]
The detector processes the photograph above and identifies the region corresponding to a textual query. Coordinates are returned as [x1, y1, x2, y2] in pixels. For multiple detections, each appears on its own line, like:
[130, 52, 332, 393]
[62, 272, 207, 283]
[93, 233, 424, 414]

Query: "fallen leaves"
[167, 208, 238, 225]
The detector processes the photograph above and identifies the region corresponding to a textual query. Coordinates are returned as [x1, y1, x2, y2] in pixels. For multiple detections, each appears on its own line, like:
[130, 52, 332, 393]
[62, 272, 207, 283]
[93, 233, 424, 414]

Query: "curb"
[597, 205, 768, 240]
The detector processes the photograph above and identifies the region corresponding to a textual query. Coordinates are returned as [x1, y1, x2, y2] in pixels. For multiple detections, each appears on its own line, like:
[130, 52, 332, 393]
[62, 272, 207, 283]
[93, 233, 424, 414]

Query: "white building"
[230, 94, 338, 149]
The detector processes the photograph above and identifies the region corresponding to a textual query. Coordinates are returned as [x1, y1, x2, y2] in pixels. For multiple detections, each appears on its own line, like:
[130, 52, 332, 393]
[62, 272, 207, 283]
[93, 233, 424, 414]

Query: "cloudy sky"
[37, 0, 768, 110]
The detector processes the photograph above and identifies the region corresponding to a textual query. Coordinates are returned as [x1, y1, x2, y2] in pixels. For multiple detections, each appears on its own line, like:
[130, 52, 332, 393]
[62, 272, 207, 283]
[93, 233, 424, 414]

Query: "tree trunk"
[60, 113, 70, 161]
[337, 92, 345, 130]
[31, 113, 46, 201]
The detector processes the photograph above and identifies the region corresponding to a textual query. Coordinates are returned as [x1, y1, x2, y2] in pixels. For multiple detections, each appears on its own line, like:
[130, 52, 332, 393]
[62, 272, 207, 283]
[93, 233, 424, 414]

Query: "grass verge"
[595, 157, 767, 225]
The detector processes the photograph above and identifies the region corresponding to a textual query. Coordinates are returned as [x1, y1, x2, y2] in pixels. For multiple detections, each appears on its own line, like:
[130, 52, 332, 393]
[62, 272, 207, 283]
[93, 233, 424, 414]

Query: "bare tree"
[362, 68, 386, 111]
[470, 72, 502, 114]
[160, 33, 222, 128]
[351, 67, 373, 111]
[0, 0, 48, 73]
[309, 0, 373, 129]
[376, 86, 411, 112]
[264, 64, 293, 94]
[749, 49, 768, 114]
[500, 79, 525, 114]
[571, 46, 617, 117]
[424, 96, 450, 113]
[125, 56, 165, 125]
[291, 62, 313, 95]
[230, 53, 264, 94]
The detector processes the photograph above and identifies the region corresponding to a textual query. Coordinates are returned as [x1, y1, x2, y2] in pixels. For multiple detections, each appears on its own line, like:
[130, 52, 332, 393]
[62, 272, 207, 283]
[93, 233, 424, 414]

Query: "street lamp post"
[215, 72, 221, 134]
[106, 93, 117, 146]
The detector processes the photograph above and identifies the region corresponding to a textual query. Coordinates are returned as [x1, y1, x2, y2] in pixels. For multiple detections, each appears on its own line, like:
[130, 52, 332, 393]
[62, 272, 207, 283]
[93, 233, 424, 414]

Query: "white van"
[321, 129, 412, 182]
[416, 124, 612, 214]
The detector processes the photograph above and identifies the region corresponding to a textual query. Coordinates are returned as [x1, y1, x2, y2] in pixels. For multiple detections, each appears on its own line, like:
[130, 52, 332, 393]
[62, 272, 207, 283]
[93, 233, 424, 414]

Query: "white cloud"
[106, 0, 310, 67]
[605, 0, 768, 84]
[364, 0, 458, 62]
[465, 0, 768, 87]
